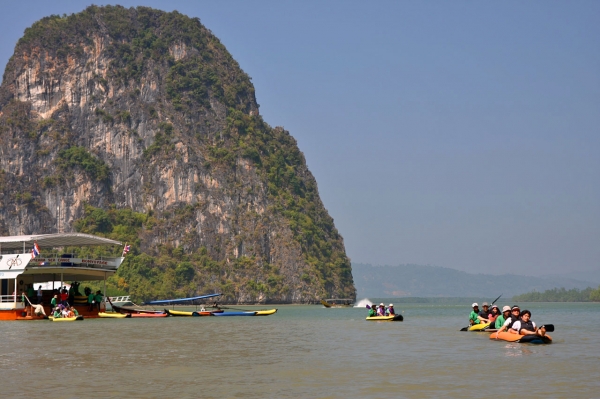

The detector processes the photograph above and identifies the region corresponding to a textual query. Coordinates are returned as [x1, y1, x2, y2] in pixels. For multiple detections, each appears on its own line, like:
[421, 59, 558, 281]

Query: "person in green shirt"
[495, 306, 511, 329]
[368, 305, 377, 317]
[469, 303, 489, 325]
[51, 294, 58, 308]
[88, 292, 95, 311]
[94, 291, 103, 311]
[27, 285, 35, 302]
[53, 308, 61, 318]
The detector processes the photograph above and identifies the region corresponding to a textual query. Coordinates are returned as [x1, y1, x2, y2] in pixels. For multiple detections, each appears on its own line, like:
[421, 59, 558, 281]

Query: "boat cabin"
[0, 233, 124, 320]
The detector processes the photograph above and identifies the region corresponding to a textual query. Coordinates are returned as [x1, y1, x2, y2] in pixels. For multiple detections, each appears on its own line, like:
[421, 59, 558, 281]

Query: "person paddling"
[511, 310, 546, 337]
[368, 304, 377, 317]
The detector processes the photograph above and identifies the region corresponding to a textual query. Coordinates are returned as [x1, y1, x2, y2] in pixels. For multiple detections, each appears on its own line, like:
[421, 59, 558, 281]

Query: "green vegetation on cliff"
[0, 5, 355, 303]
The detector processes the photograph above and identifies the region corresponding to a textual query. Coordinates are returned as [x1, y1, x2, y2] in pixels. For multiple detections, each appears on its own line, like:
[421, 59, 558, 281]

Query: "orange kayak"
[490, 331, 552, 344]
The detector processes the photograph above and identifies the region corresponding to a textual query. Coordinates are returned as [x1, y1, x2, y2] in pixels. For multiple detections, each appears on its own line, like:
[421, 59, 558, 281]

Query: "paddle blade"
[460, 327, 469, 331]
[541, 324, 554, 332]
[366, 304, 371, 309]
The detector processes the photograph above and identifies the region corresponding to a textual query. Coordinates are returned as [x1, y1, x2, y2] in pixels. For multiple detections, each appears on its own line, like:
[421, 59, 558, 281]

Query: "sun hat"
[491, 304, 498, 309]
[472, 303, 478, 307]
[502, 306, 511, 312]
[389, 304, 394, 307]
[482, 302, 489, 306]
[379, 303, 384, 306]
[511, 305, 520, 310]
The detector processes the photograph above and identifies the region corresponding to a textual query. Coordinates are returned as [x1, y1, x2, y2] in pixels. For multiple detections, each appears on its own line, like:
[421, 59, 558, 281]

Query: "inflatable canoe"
[255, 309, 277, 316]
[49, 315, 84, 321]
[166, 310, 195, 317]
[366, 314, 403, 321]
[468, 322, 491, 331]
[98, 312, 130, 318]
[490, 331, 552, 344]
[130, 312, 168, 318]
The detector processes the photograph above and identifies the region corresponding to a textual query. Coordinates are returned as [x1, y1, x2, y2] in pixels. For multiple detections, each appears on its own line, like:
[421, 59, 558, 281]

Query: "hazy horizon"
[1, 1, 598, 277]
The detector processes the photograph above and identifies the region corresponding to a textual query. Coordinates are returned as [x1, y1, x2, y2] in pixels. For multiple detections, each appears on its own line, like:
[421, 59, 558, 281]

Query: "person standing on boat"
[37, 285, 43, 305]
[51, 294, 58, 309]
[27, 285, 35, 304]
[469, 303, 488, 325]
[88, 291, 95, 311]
[94, 291, 103, 311]
[386, 304, 395, 316]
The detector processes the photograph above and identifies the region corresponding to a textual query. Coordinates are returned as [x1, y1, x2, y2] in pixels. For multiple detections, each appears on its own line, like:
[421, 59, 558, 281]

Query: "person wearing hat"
[494, 306, 512, 329]
[495, 305, 522, 334]
[386, 304, 395, 316]
[469, 303, 489, 325]
[377, 303, 386, 316]
[479, 302, 490, 320]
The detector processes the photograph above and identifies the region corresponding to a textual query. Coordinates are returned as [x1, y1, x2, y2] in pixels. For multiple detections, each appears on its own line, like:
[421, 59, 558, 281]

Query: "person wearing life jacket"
[368, 305, 377, 317]
[511, 310, 546, 337]
[494, 305, 522, 337]
[377, 303, 386, 316]
[469, 303, 489, 325]
[386, 304, 395, 316]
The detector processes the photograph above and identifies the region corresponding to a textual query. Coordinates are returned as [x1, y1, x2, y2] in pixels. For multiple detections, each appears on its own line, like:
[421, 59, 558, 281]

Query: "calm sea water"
[1, 300, 599, 398]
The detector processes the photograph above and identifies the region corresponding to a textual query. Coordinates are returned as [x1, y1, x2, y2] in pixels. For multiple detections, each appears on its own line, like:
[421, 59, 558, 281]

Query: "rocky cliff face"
[0, 6, 355, 303]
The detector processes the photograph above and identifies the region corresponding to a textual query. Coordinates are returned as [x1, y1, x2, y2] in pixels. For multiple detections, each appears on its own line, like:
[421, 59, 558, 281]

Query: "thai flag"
[122, 244, 130, 256]
[31, 242, 40, 259]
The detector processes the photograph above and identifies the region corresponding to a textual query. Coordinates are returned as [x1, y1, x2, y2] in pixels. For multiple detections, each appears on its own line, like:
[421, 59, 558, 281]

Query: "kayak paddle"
[491, 294, 502, 305]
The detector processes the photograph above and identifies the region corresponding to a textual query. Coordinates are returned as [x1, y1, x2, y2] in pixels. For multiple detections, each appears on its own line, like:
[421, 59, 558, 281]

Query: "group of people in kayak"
[368, 303, 395, 317]
[52, 304, 80, 319]
[469, 302, 547, 337]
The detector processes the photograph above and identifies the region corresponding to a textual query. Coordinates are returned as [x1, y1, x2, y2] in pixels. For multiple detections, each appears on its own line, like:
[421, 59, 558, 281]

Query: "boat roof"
[0, 233, 122, 250]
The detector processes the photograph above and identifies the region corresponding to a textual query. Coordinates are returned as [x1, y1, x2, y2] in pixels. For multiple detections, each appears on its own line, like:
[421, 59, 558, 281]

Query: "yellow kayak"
[49, 316, 84, 321]
[366, 314, 403, 321]
[98, 312, 130, 318]
[468, 322, 491, 331]
[255, 309, 277, 316]
[166, 310, 195, 316]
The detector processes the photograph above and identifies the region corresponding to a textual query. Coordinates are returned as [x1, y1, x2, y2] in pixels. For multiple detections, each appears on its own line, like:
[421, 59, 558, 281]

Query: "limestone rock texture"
[0, 6, 355, 303]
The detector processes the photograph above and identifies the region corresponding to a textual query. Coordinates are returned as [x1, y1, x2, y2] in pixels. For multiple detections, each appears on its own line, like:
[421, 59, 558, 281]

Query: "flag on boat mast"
[31, 242, 40, 259]
[122, 243, 130, 256]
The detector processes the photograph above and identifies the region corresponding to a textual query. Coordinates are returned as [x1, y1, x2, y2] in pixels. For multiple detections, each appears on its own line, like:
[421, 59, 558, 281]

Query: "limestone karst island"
[0, 5, 356, 309]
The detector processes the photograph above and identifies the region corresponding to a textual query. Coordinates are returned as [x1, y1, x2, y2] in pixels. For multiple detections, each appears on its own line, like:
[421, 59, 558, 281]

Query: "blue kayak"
[213, 311, 257, 316]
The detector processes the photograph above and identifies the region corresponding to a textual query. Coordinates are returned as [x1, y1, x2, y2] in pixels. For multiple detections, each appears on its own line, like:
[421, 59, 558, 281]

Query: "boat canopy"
[144, 293, 222, 305]
[0, 233, 121, 251]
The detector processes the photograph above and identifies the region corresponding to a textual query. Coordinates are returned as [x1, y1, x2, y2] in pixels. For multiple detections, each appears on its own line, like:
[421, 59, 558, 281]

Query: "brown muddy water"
[1, 301, 598, 398]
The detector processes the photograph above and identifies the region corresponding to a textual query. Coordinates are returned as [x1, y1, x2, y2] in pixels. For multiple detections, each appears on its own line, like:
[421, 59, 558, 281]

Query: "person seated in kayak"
[495, 306, 512, 329]
[487, 304, 500, 325]
[469, 303, 489, 325]
[52, 307, 62, 318]
[70, 306, 79, 316]
[511, 310, 546, 336]
[479, 302, 490, 321]
[377, 303, 386, 316]
[386, 304, 395, 316]
[368, 305, 377, 317]
[495, 305, 522, 335]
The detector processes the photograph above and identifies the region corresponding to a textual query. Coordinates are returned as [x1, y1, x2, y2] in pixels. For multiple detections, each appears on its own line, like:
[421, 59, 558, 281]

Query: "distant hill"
[352, 263, 596, 299]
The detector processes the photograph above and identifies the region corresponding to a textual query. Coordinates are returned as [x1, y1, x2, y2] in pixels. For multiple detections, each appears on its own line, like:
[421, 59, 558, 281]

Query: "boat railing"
[109, 296, 131, 303]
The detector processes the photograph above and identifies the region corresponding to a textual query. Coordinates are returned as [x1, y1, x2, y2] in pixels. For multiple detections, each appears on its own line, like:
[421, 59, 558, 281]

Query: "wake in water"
[354, 298, 372, 308]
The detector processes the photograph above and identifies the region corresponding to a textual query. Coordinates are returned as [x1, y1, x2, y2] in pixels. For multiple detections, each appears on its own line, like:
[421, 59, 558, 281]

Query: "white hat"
[379, 303, 384, 306]
[389, 304, 394, 307]
[472, 303, 478, 307]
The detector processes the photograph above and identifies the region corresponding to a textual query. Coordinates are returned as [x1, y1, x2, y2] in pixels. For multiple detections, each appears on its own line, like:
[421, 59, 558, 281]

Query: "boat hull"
[490, 331, 552, 344]
[49, 315, 84, 321]
[98, 312, 130, 318]
[366, 314, 404, 321]
[130, 312, 168, 318]
[213, 311, 257, 316]
[255, 309, 277, 316]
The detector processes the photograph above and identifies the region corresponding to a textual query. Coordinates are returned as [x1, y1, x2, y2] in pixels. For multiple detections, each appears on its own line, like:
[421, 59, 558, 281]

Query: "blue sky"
[1, 1, 598, 276]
